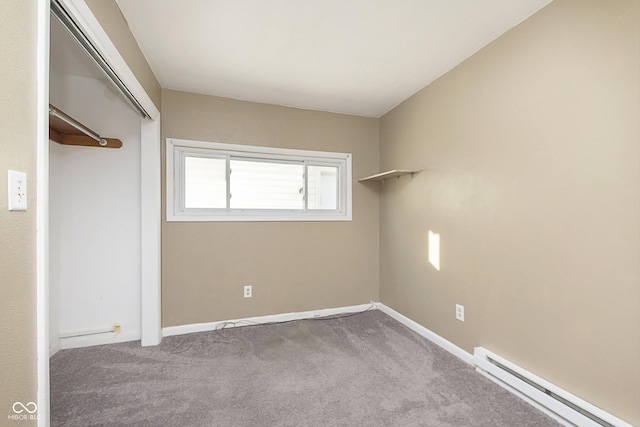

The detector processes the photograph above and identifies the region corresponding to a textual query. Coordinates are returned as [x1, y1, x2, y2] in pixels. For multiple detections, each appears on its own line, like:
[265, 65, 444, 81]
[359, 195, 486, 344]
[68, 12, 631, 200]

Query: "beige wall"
[0, 0, 38, 422]
[379, 0, 639, 424]
[85, 0, 161, 111]
[161, 89, 379, 326]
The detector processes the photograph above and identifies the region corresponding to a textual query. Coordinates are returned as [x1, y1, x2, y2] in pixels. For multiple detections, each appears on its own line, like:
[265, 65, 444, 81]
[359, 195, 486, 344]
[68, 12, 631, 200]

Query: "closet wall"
[49, 21, 142, 351]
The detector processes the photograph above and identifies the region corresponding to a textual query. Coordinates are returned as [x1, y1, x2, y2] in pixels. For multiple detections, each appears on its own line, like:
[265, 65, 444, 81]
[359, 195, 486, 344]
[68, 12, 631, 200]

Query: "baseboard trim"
[59, 330, 140, 350]
[162, 302, 377, 337]
[49, 340, 61, 357]
[377, 303, 474, 365]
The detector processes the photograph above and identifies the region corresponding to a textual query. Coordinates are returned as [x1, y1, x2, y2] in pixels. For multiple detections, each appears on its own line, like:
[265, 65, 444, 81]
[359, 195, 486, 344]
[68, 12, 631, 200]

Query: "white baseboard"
[377, 303, 474, 365]
[162, 302, 376, 337]
[49, 340, 61, 357]
[59, 330, 140, 350]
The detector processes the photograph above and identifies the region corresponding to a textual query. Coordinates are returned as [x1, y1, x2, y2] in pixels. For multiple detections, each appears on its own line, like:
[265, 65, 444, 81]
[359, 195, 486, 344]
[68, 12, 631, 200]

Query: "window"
[167, 138, 352, 221]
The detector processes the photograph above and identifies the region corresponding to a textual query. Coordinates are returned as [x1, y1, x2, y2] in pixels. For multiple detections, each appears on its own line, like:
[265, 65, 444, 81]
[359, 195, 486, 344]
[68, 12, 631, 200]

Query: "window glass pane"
[307, 165, 338, 210]
[230, 159, 304, 209]
[184, 156, 227, 209]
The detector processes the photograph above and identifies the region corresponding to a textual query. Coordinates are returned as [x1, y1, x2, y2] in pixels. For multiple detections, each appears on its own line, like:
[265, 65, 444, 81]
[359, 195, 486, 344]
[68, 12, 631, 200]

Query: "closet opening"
[49, 8, 144, 353]
[38, 2, 162, 424]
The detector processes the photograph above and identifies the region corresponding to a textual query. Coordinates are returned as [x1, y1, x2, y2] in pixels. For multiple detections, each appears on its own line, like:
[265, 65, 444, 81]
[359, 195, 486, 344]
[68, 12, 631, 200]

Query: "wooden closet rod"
[49, 105, 122, 149]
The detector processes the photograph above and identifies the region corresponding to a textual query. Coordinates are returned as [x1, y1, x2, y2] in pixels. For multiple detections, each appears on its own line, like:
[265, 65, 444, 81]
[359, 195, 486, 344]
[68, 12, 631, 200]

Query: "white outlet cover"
[456, 304, 465, 322]
[8, 170, 27, 211]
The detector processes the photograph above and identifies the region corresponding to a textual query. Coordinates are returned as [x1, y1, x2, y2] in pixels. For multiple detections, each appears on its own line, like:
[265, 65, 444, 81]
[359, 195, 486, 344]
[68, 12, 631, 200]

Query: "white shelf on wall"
[358, 169, 421, 183]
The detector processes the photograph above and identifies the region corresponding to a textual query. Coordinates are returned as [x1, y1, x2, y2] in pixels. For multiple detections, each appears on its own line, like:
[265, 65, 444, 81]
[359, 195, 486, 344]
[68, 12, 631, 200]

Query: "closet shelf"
[49, 104, 122, 149]
[358, 169, 421, 183]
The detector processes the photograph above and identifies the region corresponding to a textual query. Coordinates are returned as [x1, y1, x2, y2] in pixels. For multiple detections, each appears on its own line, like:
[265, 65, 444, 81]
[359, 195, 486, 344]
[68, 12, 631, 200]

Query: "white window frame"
[166, 138, 352, 222]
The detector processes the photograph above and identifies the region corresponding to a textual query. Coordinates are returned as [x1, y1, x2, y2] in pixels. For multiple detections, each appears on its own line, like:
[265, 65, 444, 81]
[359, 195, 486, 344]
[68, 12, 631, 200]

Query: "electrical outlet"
[113, 322, 121, 335]
[455, 304, 465, 322]
[244, 285, 252, 298]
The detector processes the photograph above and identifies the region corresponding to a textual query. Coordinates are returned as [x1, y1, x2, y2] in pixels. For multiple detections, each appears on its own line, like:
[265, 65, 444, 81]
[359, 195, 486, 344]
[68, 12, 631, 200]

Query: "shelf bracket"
[358, 169, 422, 183]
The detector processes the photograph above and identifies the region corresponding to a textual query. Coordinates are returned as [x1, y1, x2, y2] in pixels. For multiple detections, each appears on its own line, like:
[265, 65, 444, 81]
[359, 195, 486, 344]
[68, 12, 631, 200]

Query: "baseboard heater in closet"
[59, 323, 121, 339]
[473, 347, 632, 427]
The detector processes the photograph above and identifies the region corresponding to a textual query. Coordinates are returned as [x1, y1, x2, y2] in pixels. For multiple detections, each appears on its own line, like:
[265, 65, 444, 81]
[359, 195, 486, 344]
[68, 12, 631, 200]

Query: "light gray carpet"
[50, 310, 561, 426]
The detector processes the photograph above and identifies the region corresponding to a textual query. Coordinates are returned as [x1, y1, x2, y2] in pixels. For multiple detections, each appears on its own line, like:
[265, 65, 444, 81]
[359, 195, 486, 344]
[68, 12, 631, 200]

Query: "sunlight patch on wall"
[428, 230, 440, 271]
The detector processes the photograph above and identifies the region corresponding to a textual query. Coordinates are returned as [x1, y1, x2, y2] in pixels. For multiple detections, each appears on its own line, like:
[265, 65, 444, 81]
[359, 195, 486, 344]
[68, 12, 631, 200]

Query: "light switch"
[8, 170, 27, 211]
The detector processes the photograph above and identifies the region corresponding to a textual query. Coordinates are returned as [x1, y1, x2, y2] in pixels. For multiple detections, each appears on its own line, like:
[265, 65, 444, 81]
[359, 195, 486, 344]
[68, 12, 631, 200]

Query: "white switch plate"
[8, 170, 27, 211]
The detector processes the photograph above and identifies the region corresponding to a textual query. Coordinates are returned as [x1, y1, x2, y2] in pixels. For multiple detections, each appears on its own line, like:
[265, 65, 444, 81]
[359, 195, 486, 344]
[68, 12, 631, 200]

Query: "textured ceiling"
[115, 0, 552, 117]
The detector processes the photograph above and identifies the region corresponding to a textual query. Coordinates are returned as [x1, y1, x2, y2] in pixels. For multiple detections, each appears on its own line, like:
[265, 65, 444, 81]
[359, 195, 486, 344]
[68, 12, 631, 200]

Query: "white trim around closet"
[37, 2, 51, 425]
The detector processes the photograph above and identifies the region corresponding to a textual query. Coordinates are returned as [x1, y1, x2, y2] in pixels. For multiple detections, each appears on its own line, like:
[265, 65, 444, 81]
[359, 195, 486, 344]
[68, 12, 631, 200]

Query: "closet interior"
[48, 12, 143, 354]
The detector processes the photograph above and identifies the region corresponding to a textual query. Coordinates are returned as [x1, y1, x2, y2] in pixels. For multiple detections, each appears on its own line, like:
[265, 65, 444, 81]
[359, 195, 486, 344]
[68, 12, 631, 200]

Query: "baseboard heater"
[473, 347, 633, 427]
[59, 323, 121, 339]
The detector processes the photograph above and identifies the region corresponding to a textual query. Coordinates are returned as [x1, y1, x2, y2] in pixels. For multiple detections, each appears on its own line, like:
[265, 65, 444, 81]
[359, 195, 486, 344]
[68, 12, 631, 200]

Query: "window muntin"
[168, 139, 352, 221]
